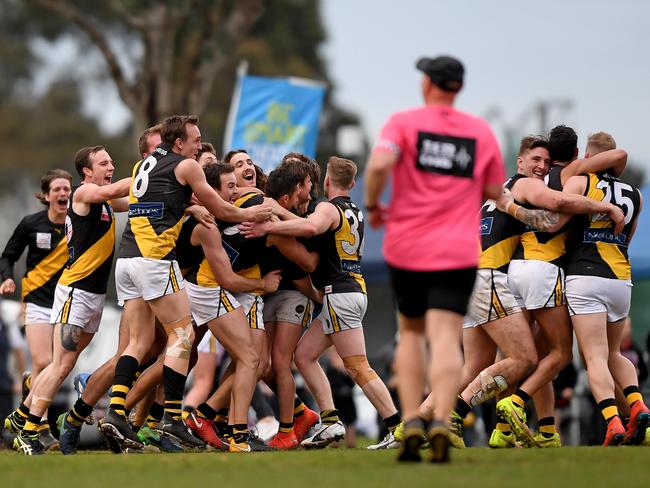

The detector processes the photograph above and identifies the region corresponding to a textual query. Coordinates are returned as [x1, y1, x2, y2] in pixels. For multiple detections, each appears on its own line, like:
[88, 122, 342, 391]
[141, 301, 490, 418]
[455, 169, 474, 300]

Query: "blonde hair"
[326, 156, 357, 189]
[586, 132, 616, 156]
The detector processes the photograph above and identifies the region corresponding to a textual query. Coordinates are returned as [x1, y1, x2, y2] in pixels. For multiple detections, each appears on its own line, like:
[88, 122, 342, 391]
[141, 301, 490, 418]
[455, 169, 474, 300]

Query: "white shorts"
[23, 302, 53, 326]
[566, 275, 632, 322]
[463, 269, 522, 329]
[50, 284, 105, 333]
[196, 330, 225, 360]
[115, 257, 185, 306]
[233, 292, 265, 330]
[318, 292, 367, 335]
[508, 259, 565, 310]
[186, 282, 240, 326]
[263, 290, 313, 327]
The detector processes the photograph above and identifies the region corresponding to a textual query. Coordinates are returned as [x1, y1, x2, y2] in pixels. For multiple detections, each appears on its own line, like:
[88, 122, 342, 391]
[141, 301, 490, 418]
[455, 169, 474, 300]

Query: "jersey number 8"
[132, 156, 158, 198]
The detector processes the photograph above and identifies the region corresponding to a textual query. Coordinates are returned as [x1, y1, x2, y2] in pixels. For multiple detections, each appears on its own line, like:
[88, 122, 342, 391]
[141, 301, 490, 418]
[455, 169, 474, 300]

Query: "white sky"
[321, 0, 650, 171]
[29, 0, 650, 173]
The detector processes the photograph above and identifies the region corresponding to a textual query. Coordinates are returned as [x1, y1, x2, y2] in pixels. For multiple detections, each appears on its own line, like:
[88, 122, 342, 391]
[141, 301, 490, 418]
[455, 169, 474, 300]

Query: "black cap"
[416, 55, 464, 92]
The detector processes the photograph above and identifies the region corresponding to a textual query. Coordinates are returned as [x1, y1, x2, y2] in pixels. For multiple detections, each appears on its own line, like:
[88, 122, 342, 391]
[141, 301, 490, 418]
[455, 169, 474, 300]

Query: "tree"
[0, 0, 365, 177]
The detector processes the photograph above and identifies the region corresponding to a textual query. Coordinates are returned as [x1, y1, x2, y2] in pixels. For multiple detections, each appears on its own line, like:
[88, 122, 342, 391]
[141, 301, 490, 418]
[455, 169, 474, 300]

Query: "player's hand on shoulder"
[245, 204, 273, 223]
[239, 220, 272, 239]
[495, 188, 514, 213]
[187, 205, 215, 229]
[607, 204, 625, 234]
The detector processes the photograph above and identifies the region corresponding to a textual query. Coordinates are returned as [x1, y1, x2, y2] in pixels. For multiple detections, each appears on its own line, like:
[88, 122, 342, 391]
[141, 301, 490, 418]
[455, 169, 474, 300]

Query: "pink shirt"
[374, 105, 505, 271]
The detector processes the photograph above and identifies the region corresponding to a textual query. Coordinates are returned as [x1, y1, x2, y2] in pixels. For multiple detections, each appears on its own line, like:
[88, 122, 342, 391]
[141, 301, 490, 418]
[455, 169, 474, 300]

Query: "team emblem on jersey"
[35, 232, 51, 250]
[101, 206, 111, 222]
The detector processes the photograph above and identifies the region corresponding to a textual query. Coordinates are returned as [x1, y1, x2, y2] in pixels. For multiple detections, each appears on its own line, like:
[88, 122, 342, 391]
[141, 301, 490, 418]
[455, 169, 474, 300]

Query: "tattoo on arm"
[61, 324, 81, 352]
[515, 207, 561, 232]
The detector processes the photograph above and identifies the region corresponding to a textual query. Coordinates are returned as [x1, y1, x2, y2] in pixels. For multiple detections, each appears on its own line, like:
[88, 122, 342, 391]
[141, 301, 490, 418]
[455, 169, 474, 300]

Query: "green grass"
[0, 447, 647, 488]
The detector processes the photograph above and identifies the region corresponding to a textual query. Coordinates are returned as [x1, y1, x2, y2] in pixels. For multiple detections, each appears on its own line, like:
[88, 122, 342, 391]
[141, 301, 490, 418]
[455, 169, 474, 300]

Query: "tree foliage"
[0, 0, 362, 180]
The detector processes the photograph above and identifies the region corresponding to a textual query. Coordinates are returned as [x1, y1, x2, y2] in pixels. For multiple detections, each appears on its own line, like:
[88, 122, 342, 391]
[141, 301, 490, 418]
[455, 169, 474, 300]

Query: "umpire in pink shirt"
[364, 55, 505, 462]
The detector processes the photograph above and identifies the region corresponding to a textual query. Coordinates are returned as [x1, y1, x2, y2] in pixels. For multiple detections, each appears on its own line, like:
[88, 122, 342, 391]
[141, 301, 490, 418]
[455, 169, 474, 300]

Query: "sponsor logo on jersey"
[341, 259, 361, 274]
[583, 229, 627, 246]
[480, 217, 493, 235]
[128, 202, 164, 220]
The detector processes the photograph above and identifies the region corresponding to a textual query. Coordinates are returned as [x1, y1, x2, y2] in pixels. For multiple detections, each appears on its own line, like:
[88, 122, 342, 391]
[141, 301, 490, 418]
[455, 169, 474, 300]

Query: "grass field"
[0, 447, 647, 488]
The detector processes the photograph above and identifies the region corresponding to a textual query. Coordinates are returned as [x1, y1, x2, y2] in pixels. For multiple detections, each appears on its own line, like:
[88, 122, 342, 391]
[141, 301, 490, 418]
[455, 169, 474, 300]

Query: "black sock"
[455, 396, 472, 419]
[163, 365, 187, 420]
[384, 413, 401, 432]
[109, 355, 139, 416]
[196, 402, 218, 420]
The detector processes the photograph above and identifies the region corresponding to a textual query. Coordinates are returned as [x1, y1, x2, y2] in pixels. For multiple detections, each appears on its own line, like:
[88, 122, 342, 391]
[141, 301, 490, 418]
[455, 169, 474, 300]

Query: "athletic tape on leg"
[342, 355, 379, 387]
[470, 370, 509, 407]
[163, 316, 193, 359]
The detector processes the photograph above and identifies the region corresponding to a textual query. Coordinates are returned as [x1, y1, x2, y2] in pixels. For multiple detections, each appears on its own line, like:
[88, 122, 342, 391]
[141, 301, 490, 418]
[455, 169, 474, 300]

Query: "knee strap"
[342, 355, 379, 387]
[163, 316, 193, 359]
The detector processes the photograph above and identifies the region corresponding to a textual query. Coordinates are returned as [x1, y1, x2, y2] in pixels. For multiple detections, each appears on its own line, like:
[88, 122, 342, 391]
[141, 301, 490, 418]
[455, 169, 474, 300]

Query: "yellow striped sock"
[627, 392, 643, 406]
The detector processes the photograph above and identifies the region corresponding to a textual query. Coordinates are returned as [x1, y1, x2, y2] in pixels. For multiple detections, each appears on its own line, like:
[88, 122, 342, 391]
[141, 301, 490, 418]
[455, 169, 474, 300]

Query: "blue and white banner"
[224, 69, 326, 173]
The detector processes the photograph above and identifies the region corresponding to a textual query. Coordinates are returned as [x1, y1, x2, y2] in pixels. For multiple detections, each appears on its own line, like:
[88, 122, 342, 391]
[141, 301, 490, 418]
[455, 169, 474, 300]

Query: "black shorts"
[388, 266, 477, 318]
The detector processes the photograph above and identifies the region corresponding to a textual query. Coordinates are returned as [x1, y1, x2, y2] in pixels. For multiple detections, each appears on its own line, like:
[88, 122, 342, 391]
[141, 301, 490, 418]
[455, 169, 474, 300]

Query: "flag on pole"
[224, 64, 326, 173]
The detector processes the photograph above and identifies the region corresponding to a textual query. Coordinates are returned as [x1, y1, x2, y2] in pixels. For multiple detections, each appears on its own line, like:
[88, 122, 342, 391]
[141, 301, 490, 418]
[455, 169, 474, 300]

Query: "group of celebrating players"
[0, 112, 648, 462]
[0, 115, 400, 456]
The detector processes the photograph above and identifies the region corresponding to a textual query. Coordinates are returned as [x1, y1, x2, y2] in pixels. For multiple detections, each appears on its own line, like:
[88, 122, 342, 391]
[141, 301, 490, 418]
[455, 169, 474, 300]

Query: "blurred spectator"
[0, 300, 26, 447]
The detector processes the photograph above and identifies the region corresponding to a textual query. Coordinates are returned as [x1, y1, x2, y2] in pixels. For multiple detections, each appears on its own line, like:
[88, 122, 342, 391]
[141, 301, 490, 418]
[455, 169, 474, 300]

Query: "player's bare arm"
[240, 201, 339, 239]
[267, 234, 319, 273]
[563, 175, 625, 234]
[192, 223, 280, 294]
[560, 148, 627, 184]
[497, 188, 562, 233]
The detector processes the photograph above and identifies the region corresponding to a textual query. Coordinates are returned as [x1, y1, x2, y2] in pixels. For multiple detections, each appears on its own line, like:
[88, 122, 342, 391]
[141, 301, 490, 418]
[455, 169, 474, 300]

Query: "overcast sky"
[321, 0, 650, 171]
[33, 1, 650, 173]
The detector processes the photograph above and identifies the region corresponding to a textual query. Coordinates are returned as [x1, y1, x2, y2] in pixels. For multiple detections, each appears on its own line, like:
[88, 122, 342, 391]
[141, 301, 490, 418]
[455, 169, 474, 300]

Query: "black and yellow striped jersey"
[175, 217, 204, 279]
[59, 186, 115, 294]
[512, 164, 569, 266]
[219, 192, 268, 292]
[119, 143, 193, 261]
[0, 210, 67, 307]
[478, 174, 526, 272]
[565, 173, 641, 280]
[313, 196, 366, 294]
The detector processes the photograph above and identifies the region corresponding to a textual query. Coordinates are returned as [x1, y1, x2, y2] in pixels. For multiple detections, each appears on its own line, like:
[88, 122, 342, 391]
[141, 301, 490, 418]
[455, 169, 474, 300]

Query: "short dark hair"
[281, 152, 320, 198]
[198, 142, 217, 158]
[223, 148, 248, 164]
[138, 124, 162, 157]
[204, 162, 235, 190]
[161, 115, 199, 145]
[36, 169, 72, 205]
[266, 166, 303, 200]
[518, 135, 549, 156]
[74, 145, 105, 178]
[548, 125, 578, 162]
